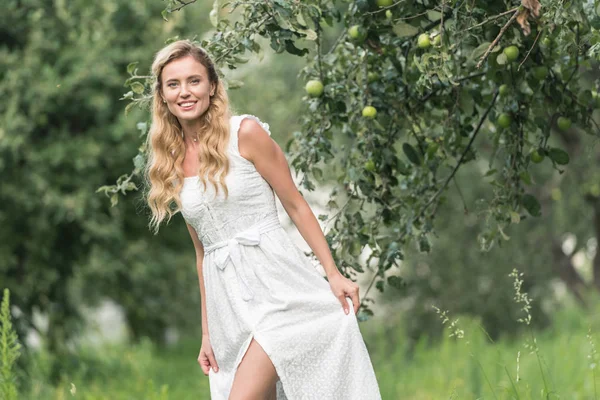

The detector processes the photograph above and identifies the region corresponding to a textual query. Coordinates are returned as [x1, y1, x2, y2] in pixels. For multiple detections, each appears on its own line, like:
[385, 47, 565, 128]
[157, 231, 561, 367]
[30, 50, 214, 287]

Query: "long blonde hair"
[145, 39, 232, 234]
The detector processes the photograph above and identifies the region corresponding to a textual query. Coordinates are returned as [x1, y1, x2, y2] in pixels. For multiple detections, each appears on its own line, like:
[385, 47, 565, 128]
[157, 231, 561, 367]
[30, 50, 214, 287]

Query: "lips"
[178, 101, 197, 110]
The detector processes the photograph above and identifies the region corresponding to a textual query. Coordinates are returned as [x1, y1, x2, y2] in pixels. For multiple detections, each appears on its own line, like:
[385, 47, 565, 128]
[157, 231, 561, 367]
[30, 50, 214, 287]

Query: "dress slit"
[231, 332, 289, 399]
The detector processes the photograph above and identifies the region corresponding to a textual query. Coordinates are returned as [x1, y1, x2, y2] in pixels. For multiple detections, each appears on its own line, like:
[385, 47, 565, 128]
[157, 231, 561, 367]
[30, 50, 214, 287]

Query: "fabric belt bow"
[204, 215, 281, 301]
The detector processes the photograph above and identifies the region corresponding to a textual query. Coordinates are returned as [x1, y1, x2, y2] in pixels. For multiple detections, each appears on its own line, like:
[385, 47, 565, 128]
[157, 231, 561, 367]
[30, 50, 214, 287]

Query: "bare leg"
[228, 338, 279, 400]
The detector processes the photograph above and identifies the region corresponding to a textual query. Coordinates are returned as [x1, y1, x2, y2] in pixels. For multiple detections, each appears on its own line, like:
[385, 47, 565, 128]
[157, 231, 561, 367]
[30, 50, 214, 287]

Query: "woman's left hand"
[327, 272, 360, 315]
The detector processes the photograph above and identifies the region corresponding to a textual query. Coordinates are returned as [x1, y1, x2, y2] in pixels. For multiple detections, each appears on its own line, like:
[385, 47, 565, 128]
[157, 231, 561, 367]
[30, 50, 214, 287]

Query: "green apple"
[364, 159, 376, 172]
[541, 37, 552, 47]
[376, 0, 394, 7]
[305, 80, 324, 97]
[557, 116, 572, 131]
[503, 45, 519, 62]
[417, 33, 431, 49]
[530, 149, 544, 163]
[532, 66, 548, 81]
[497, 113, 512, 129]
[385, 10, 393, 20]
[348, 25, 366, 42]
[362, 106, 377, 119]
[367, 72, 379, 83]
[499, 84, 509, 96]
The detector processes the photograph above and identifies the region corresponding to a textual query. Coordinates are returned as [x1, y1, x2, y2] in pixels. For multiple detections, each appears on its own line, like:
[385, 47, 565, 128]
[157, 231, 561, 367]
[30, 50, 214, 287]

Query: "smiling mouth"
[178, 101, 197, 109]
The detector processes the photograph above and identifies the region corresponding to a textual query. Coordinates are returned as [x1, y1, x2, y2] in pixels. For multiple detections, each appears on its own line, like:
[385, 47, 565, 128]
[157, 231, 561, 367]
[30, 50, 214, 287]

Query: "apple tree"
[110, 0, 600, 320]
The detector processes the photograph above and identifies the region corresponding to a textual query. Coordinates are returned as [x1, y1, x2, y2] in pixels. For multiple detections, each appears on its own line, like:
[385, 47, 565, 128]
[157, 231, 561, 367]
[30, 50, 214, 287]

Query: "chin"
[177, 109, 208, 121]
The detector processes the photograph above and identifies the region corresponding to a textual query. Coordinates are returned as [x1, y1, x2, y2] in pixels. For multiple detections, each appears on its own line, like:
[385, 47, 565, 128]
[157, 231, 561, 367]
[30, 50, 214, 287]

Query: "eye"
[167, 82, 177, 88]
[191, 79, 200, 84]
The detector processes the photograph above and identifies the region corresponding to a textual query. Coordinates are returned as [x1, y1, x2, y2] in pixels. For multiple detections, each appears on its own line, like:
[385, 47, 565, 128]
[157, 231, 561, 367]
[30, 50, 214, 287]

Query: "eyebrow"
[165, 74, 203, 83]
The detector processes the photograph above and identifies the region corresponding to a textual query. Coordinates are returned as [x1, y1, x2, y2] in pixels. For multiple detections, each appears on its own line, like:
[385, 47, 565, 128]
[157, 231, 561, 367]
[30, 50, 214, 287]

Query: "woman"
[144, 39, 381, 400]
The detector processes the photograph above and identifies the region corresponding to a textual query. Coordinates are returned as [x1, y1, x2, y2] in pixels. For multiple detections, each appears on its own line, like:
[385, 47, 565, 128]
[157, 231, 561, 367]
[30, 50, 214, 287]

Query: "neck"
[179, 118, 202, 143]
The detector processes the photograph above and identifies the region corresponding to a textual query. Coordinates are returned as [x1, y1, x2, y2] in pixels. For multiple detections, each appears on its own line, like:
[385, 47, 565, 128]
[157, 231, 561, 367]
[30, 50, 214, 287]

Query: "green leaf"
[131, 82, 145, 94]
[226, 79, 244, 89]
[427, 10, 442, 21]
[299, 29, 318, 41]
[522, 194, 541, 217]
[470, 42, 491, 60]
[284, 39, 309, 57]
[519, 171, 532, 185]
[124, 102, 135, 116]
[484, 168, 497, 177]
[496, 53, 508, 65]
[459, 91, 474, 115]
[133, 154, 145, 170]
[548, 148, 570, 165]
[510, 211, 521, 224]
[396, 160, 410, 175]
[126, 62, 138, 75]
[312, 167, 323, 180]
[393, 22, 419, 37]
[402, 143, 422, 165]
[418, 235, 431, 252]
[387, 276, 405, 289]
[136, 122, 148, 136]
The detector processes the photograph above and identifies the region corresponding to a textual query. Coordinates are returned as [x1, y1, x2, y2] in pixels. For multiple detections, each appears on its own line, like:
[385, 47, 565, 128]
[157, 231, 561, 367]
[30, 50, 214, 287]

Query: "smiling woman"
[162, 61, 215, 123]
[142, 39, 382, 400]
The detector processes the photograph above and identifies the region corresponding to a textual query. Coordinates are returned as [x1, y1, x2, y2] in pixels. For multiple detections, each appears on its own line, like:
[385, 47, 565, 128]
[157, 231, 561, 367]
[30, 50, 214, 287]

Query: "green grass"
[18, 298, 600, 400]
[7, 267, 600, 400]
[363, 298, 600, 400]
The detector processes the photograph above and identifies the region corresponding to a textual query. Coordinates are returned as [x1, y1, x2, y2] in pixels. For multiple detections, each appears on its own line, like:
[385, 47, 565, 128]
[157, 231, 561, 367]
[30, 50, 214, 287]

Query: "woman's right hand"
[198, 334, 219, 375]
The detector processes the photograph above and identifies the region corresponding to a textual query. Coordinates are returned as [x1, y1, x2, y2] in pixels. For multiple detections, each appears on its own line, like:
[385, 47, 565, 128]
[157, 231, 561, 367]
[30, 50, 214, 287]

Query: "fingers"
[198, 352, 210, 375]
[198, 349, 219, 376]
[338, 285, 360, 315]
[339, 285, 360, 315]
[198, 353, 209, 375]
[351, 289, 360, 315]
[208, 352, 219, 373]
[337, 295, 349, 315]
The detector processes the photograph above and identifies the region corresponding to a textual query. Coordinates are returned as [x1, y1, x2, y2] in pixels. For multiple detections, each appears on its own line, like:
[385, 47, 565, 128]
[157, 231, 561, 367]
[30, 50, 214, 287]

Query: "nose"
[180, 83, 191, 97]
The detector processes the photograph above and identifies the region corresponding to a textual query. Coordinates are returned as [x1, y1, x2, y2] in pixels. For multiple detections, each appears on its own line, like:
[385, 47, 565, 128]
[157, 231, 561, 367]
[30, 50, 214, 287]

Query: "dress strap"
[229, 114, 272, 157]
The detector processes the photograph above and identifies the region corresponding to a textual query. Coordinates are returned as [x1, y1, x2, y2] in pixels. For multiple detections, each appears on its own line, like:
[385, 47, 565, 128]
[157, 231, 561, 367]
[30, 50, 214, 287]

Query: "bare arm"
[238, 118, 340, 279]
[238, 118, 360, 315]
[185, 222, 209, 336]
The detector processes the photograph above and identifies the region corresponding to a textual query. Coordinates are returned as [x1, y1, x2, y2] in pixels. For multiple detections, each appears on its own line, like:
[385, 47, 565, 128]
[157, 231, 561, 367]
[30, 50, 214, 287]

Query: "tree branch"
[463, 7, 519, 32]
[476, 9, 520, 69]
[359, 90, 500, 310]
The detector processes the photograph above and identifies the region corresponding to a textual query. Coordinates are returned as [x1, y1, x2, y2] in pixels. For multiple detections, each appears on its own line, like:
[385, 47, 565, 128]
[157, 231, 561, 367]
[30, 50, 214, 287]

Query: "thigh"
[228, 338, 279, 400]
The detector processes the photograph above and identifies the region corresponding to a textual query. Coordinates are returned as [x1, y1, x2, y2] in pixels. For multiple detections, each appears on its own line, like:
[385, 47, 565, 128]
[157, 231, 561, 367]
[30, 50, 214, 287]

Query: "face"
[160, 55, 216, 122]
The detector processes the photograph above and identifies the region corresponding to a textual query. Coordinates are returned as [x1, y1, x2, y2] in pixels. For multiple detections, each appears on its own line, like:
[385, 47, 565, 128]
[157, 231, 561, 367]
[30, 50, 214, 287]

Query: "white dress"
[179, 114, 382, 399]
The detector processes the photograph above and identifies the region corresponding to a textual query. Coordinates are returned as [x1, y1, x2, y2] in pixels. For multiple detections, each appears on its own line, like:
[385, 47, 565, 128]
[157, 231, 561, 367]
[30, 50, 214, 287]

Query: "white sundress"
[179, 114, 382, 399]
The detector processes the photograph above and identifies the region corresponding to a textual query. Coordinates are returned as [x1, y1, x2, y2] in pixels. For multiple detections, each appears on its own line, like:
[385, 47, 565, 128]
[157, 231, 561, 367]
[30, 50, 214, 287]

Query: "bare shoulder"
[238, 117, 275, 161]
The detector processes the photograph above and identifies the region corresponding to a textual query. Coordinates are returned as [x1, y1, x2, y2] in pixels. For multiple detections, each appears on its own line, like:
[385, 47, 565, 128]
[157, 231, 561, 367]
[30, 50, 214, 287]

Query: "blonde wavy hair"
[144, 39, 233, 234]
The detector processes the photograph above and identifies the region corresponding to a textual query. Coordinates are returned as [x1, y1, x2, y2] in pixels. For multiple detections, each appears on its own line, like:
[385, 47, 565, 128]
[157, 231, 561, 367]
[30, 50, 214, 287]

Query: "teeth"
[180, 102, 195, 107]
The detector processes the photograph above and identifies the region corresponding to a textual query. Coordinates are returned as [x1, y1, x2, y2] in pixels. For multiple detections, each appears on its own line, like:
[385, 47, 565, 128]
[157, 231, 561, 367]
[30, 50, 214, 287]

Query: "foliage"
[112, 0, 600, 320]
[0, 0, 223, 377]
[0, 289, 21, 400]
